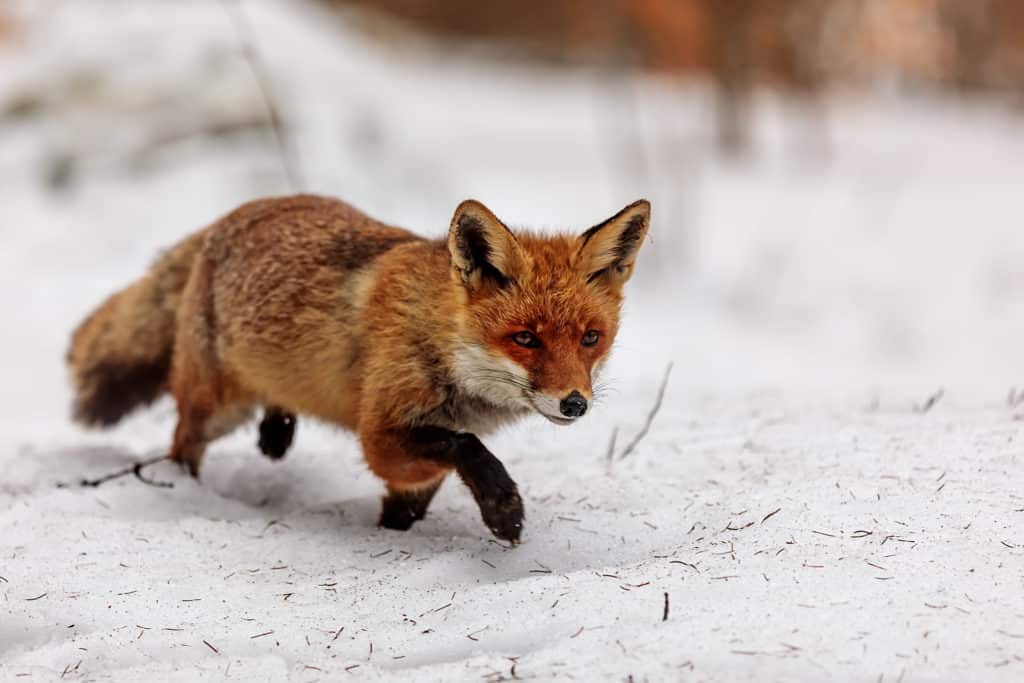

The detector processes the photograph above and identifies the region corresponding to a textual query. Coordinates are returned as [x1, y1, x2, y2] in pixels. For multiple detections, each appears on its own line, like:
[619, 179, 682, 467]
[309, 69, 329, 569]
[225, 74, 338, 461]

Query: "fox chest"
[425, 388, 529, 437]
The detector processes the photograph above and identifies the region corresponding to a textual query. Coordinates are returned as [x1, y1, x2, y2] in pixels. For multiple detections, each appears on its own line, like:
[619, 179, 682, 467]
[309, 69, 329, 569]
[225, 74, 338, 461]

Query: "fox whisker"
[466, 371, 534, 391]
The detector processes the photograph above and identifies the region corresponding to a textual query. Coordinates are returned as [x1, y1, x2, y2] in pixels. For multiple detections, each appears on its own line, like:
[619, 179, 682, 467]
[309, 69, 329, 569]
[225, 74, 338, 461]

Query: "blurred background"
[2, 0, 1024, 426]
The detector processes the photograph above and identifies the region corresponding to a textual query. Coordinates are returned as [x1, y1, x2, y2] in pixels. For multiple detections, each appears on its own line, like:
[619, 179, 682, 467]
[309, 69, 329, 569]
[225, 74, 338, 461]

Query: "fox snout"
[528, 387, 591, 426]
[559, 391, 588, 418]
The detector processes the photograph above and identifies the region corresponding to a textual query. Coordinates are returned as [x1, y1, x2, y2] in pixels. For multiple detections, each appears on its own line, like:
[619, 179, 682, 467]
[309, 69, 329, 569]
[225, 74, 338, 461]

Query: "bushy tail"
[67, 230, 207, 427]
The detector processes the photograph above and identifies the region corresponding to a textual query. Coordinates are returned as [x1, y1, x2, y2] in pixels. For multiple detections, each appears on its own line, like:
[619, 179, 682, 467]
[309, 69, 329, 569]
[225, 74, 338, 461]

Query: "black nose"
[559, 391, 588, 418]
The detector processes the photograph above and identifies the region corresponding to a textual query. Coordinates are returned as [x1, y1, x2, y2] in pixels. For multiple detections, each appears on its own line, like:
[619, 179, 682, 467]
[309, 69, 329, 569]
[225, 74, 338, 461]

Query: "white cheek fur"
[451, 343, 533, 410]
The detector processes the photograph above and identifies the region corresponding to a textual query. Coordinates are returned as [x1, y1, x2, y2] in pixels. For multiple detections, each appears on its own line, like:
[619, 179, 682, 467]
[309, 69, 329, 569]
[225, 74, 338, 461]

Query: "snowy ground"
[3, 1, 1024, 681]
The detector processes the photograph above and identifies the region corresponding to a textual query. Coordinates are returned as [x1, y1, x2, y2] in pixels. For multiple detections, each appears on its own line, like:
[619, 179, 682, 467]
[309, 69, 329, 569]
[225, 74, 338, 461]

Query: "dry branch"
[221, 0, 304, 192]
[605, 426, 618, 463]
[60, 454, 174, 489]
[617, 362, 674, 460]
[914, 388, 944, 413]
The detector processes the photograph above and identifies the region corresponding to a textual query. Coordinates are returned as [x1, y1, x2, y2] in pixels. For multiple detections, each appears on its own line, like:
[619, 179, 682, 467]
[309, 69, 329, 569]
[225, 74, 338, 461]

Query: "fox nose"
[559, 391, 588, 418]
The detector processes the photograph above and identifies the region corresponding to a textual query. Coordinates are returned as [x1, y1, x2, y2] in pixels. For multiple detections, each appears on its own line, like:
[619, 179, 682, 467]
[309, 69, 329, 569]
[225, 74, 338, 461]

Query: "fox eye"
[581, 330, 601, 347]
[513, 331, 541, 348]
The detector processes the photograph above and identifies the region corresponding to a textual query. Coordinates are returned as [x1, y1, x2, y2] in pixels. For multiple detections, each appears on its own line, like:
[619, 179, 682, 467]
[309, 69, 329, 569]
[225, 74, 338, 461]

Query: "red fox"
[67, 195, 650, 542]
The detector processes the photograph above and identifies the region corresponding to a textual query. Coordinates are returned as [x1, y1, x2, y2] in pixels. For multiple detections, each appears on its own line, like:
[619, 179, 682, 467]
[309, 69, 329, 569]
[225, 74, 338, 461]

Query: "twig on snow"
[220, 0, 304, 192]
[605, 426, 618, 463]
[617, 362, 674, 460]
[60, 454, 174, 489]
[914, 387, 944, 413]
[1008, 386, 1024, 409]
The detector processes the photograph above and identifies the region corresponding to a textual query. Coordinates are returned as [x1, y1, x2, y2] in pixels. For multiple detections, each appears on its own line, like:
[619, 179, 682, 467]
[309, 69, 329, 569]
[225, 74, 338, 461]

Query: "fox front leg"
[414, 427, 524, 543]
[379, 479, 445, 531]
[365, 425, 524, 543]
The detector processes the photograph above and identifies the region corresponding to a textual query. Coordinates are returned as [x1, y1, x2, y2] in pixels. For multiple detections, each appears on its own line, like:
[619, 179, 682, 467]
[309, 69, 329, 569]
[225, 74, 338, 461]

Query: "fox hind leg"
[258, 407, 296, 460]
[168, 347, 252, 478]
[169, 399, 254, 477]
[170, 401, 211, 478]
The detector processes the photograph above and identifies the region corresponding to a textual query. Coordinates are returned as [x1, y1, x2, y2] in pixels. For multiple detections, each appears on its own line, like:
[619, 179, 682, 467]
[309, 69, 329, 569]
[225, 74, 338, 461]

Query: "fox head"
[448, 198, 650, 425]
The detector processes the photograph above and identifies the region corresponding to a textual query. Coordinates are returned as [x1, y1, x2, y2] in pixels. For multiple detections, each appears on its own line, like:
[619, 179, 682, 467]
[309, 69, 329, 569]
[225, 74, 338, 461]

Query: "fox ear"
[576, 199, 650, 288]
[448, 200, 523, 290]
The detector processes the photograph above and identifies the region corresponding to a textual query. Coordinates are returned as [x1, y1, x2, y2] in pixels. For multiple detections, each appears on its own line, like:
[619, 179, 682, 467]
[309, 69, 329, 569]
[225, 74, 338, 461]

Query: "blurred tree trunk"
[777, 0, 831, 161]
[703, 0, 755, 155]
[939, 0, 995, 92]
[0, 8, 17, 44]
[777, 0, 828, 93]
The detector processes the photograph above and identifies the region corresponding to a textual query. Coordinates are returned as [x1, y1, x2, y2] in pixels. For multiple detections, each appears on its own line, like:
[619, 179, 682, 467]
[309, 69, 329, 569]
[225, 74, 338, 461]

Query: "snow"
[3, 1, 1024, 681]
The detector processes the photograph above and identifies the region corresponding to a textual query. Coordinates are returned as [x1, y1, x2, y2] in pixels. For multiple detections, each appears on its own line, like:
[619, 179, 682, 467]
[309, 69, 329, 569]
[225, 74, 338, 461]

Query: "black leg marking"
[258, 408, 296, 460]
[379, 479, 444, 531]
[455, 444, 524, 544]
[407, 427, 524, 543]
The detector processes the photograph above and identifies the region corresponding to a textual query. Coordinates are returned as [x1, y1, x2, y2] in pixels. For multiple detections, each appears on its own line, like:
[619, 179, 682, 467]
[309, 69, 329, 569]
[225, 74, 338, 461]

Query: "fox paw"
[170, 454, 201, 479]
[478, 485, 524, 544]
[460, 455, 524, 543]
[378, 481, 443, 532]
[379, 506, 418, 531]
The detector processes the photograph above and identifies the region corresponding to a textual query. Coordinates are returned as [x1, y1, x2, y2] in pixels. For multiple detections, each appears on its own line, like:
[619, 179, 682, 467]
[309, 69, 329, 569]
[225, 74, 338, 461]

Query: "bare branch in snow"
[605, 426, 618, 464]
[914, 388, 944, 414]
[59, 454, 174, 489]
[618, 362, 674, 460]
[221, 0, 304, 192]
